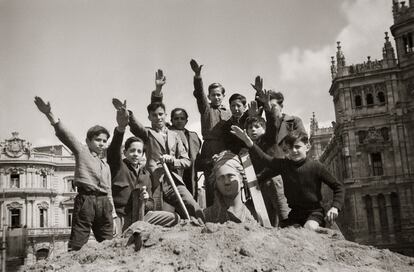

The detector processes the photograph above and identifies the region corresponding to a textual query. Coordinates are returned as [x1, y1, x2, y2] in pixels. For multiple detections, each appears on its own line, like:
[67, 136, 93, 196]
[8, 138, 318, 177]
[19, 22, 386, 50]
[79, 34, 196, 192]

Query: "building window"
[10, 209, 21, 228]
[364, 195, 375, 234]
[366, 93, 374, 105]
[377, 194, 389, 233]
[358, 130, 367, 144]
[39, 208, 47, 228]
[67, 209, 74, 227]
[10, 173, 20, 188]
[41, 175, 47, 188]
[390, 192, 401, 232]
[371, 153, 383, 176]
[377, 92, 386, 103]
[380, 127, 389, 141]
[67, 178, 76, 192]
[355, 95, 362, 107]
[403, 33, 414, 53]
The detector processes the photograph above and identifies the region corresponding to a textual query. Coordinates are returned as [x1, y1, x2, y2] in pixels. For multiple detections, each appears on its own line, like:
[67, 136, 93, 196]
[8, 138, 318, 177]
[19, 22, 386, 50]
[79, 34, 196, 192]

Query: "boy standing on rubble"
[34, 96, 117, 250]
[231, 127, 345, 230]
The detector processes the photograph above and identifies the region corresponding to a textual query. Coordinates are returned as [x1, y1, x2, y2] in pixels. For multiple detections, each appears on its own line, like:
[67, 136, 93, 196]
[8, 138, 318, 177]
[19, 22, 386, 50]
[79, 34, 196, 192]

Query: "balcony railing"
[27, 227, 71, 237]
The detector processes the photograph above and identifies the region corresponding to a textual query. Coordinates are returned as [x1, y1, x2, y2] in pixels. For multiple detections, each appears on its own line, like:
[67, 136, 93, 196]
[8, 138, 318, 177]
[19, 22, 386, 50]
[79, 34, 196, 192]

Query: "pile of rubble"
[25, 221, 414, 272]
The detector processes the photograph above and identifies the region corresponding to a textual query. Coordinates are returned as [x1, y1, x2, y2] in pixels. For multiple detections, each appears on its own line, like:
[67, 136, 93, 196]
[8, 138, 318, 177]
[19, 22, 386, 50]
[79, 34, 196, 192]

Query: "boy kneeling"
[231, 127, 344, 230]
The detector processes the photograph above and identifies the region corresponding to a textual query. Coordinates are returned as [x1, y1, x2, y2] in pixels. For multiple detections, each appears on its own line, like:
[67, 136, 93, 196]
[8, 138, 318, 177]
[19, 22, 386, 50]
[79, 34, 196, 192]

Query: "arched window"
[380, 127, 389, 141]
[355, 95, 362, 107]
[371, 153, 383, 176]
[358, 130, 367, 144]
[366, 93, 374, 105]
[377, 92, 386, 103]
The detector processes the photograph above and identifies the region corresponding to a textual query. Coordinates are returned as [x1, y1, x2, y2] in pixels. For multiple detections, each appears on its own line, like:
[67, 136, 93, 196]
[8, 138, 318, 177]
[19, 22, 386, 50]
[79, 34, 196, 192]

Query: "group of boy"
[34, 59, 344, 251]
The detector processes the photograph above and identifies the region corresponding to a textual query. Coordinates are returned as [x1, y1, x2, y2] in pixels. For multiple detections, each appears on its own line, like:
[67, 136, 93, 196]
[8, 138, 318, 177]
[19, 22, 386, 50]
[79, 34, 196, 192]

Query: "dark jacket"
[107, 127, 154, 216]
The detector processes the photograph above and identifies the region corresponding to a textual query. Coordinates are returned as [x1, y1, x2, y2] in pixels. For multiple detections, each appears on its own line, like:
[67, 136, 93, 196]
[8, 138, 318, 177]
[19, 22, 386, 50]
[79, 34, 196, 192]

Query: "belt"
[78, 188, 107, 196]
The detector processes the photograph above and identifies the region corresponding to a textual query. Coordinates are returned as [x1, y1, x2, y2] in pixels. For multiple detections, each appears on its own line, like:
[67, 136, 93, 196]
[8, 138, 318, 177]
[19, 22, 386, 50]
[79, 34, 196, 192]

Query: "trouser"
[203, 169, 214, 208]
[280, 207, 325, 228]
[68, 193, 113, 250]
[261, 175, 290, 227]
[163, 183, 205, 221]
[116, 210, 181, 232]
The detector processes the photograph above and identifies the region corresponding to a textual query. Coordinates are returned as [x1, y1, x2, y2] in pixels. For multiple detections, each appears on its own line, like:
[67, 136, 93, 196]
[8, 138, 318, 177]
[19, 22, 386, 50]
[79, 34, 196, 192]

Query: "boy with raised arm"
[150, 69, 202, 198]
[107, 103, 179, 232]
[231, 126, 344, 230]
[191, 59, 231, 207]
[34, 96, 117, 251]
[112, 98, 204, 221]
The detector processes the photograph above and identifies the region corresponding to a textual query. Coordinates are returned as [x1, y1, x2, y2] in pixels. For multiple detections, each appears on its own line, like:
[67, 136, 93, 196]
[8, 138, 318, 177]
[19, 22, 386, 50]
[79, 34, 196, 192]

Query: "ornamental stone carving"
[37, 202, 49, 210]
[7, 201, 23, 210]
[2, 132, 32, 158]
[5, 167, 25, 174]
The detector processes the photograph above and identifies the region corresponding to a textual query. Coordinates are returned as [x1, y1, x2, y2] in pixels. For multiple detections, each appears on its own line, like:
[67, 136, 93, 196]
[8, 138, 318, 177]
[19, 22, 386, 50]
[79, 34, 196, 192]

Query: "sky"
[0, 0, 394, 146]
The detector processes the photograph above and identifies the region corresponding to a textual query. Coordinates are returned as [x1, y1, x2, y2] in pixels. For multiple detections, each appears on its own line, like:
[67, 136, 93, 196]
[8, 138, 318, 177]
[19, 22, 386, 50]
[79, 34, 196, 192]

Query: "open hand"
[230, 125, 254, 148]
[112, 98, 125, 111]
[247, 100, 260, 117]
[325, 207, 339, 224]
[34, 96, 51, 114]
[251, 76, 264, 95]
[190, 59, 203, 76]
[155, 69, 166, 91]
[160, 154, 175, 165]
[116, 106, 129, 129]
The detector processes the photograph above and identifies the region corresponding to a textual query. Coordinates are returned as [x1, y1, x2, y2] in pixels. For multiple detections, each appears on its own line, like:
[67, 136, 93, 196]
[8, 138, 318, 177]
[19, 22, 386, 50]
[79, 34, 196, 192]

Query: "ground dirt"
[24, 221, 414, 272]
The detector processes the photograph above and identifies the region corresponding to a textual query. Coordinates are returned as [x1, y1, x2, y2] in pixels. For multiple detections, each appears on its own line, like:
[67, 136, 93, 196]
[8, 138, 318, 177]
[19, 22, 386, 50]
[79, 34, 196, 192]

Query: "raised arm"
[230, 125, 283, 172]
[34, 96, 83, 155]
[113, 98, 150, 142]
[191, 59, 209, 114]
[151, 69, 166, 103]
[251, 76, 265, 116]
[107, 103, 129, 174]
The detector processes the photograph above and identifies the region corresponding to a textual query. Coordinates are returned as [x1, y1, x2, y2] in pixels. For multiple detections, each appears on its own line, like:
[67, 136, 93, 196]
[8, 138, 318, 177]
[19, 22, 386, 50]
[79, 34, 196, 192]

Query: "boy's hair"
[245, 116, 266, 130]
[147, 102, 166, 114]
[229, 93, 247, 106]
[86, 125, 110, 141]
[124, 136, 145, 151]
[284, 130, 309, 147]
[171, 108, 188, 120]
[268, 90, 284, 107]
[208, 83, 225, 95]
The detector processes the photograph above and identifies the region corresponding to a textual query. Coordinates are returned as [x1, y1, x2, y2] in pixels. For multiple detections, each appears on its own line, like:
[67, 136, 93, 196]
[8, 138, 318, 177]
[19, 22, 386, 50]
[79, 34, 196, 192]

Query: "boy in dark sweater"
[231, 126, 344, 230]
[107, 104, 180, 232]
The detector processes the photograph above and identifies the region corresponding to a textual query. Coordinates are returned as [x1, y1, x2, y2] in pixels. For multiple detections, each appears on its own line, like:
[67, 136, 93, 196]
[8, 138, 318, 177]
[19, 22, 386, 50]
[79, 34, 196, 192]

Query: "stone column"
[385, 193, 395, 241]
[0, 170, 4, 188]
[372, 196, 381, 240]
[31, 172, 35, 188]
[26, 169, 30, 188]
[31, 201, 35, 228]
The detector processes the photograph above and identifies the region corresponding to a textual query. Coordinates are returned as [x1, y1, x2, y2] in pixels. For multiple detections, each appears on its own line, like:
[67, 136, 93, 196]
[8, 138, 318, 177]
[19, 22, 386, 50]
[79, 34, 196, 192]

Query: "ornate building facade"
[319, 0, 414, 256]
[0, 132, 75, 269]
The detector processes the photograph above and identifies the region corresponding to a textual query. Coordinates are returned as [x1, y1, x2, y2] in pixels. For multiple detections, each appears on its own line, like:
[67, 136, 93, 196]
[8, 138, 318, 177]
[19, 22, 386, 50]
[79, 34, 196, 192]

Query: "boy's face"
[208, 88, 224, 107]
[286, 139, 309, 162]
[246, 122, 265, 141]
[171, 111, 188, 130]
[86, 133, 108, 155]
[124, 141, 144, 166]
[148, 107, 166, 130]
[269, 99, 283, 115]
[230, 99, 246, 118]
[215, 165, 242, 198]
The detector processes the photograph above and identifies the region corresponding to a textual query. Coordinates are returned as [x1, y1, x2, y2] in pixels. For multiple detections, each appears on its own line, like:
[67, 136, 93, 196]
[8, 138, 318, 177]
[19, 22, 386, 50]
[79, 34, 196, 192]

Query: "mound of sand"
[25, 221, 414, 272]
